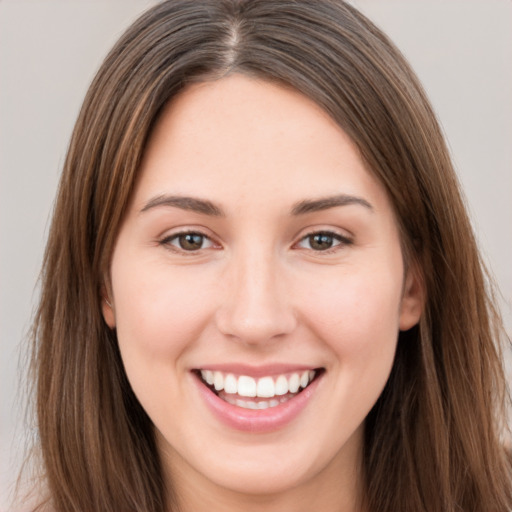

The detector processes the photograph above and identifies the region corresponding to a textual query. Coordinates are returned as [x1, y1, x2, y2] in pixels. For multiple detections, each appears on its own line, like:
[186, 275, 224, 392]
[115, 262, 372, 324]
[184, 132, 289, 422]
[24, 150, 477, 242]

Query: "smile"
[198, 369, 318, 409]
[192, 366, 324, 432]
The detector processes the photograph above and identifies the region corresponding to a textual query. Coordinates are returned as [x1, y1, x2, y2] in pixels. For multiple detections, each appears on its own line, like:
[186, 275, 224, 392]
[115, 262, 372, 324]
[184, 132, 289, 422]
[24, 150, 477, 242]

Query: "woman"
[23, 1, 511, 511]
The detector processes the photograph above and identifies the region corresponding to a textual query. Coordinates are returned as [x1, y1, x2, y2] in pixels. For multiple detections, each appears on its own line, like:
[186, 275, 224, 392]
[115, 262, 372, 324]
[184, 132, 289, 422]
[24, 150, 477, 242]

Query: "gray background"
[1, 1, 511, 509]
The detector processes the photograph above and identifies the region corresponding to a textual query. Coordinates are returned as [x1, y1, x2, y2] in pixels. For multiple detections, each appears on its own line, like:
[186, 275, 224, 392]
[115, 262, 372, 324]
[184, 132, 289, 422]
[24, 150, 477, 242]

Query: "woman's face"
[104, 74, 422, 503]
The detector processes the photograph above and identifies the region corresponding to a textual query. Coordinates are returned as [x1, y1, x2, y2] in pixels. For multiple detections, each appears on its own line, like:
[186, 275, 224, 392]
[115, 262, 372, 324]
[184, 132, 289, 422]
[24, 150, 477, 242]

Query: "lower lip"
[193, 373, 322, 433]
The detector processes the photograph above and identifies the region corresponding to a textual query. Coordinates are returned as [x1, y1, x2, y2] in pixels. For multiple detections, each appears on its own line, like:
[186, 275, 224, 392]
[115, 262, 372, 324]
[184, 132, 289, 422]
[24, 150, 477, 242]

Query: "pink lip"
[195, 363, 318, 377]
[192, 371, 323, 433]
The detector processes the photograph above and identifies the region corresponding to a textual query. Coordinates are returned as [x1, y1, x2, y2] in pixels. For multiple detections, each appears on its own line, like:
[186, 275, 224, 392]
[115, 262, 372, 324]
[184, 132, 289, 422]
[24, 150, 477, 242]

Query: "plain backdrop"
[1, 1, 511, 509]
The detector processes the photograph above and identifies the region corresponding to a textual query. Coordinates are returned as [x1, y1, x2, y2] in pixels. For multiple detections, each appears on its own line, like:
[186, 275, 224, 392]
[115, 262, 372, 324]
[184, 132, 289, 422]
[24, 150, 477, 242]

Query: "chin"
[204, 459, 313, 496]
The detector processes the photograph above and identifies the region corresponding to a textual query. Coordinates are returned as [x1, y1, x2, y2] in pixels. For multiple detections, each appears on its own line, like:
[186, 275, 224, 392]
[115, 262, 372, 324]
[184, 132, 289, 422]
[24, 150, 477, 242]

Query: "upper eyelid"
[159, 226, 215, 240]
[301, 228, 350, 238]
[294, 231, 352, 248]
[295, 227, 353, 242]
[159, 228, 218, 248]
[162, 231, 212, 242]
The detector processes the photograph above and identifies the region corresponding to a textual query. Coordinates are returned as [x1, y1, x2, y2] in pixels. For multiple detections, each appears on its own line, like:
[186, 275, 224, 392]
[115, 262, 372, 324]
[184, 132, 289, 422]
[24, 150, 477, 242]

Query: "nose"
[215, 247, 297, 346]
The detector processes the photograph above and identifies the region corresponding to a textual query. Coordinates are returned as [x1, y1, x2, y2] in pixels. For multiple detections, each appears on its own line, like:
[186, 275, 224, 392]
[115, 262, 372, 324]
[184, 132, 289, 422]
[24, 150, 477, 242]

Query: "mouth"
[193, 368, 324, 410]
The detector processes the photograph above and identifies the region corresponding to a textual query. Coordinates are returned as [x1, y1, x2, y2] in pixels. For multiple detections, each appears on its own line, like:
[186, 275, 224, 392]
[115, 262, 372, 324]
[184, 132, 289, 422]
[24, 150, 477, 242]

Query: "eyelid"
[156, 226, 353, 255]
[158, 227, 221, 253]
[293, 228, 354, 253]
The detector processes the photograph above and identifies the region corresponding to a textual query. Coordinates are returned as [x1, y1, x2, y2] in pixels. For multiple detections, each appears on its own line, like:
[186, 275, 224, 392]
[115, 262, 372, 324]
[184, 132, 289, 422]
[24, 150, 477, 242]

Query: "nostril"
[214, 306, 297, 345]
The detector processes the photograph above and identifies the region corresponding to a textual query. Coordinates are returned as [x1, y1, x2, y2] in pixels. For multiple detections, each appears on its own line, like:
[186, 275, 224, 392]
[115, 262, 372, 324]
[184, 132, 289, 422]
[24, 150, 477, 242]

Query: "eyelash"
[159, 231, 217, 254]
[159, 229, 353, 255]
[295, 230, 353, 253]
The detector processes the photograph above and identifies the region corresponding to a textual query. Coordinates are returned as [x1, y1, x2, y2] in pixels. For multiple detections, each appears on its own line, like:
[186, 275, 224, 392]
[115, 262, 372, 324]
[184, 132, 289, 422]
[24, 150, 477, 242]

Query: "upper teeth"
[200, 370, 316, 398]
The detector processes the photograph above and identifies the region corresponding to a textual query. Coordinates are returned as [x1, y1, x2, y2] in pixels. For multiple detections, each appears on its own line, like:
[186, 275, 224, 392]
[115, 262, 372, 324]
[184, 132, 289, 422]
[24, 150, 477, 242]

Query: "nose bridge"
[216, 242, 296, 344]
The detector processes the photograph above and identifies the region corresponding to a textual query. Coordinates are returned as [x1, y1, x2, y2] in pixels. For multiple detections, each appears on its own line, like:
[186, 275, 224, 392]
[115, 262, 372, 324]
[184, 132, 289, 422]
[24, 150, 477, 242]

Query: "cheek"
[287, 264, 404, 462]
[111, 258, 221, 424]
[299, 265, 402, 361]
[113, 261, 217, 357]
[301, 267, 402, 431]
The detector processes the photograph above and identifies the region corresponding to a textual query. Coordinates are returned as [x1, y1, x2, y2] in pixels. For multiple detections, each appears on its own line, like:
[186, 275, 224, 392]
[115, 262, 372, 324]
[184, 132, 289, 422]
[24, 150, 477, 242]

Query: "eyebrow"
[290, 194, 373, 215]
[140, 193, 373, 217]
[140, 195, 225, 216]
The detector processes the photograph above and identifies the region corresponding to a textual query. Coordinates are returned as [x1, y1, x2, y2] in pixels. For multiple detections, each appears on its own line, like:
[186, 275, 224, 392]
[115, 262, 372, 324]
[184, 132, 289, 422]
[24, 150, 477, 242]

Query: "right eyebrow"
[139, 194, 225, 217]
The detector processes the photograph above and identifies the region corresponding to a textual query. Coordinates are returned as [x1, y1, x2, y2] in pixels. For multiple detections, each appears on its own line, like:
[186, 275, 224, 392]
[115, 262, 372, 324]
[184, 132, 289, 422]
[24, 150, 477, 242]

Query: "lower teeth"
[220, 393, 296, 409]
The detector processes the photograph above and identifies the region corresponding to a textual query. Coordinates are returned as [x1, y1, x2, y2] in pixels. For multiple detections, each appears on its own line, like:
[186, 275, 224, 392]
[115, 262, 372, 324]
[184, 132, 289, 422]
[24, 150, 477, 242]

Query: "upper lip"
[193, 363, 322, 378]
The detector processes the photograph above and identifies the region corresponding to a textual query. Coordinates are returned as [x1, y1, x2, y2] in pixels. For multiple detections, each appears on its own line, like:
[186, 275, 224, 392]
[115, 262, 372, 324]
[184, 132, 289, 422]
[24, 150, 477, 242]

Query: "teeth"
[223, 395, 293, 409]
[213, 371, 224, 391]
[238, 376, 257, 397]
[224, 374, 237, 394]
[288, 373, 300, 393]
[204, 370, 214, 385]
[200, 369, 317, 399]
[275, 375, 288, 395]
[256, 376, 275, 398]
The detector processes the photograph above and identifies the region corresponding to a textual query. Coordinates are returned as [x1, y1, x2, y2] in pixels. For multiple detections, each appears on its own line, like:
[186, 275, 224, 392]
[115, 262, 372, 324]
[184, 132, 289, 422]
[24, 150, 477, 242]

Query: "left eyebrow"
[291, 194, 374, 215]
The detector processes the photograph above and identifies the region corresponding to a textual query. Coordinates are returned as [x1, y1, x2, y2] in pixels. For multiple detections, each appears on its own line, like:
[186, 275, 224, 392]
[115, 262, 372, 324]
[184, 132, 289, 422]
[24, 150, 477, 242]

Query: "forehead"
[134, 74, 390, 216]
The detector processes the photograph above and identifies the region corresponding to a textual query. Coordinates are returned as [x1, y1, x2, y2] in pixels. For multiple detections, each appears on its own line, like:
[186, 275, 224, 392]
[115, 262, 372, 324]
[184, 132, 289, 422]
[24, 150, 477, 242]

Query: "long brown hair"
[25, 1, 511, 510]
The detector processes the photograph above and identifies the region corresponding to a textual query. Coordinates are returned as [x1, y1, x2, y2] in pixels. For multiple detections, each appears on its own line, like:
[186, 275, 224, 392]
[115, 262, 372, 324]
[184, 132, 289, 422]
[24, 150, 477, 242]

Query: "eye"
[296, 231, 351, 251]
[161, 231, 215, 252]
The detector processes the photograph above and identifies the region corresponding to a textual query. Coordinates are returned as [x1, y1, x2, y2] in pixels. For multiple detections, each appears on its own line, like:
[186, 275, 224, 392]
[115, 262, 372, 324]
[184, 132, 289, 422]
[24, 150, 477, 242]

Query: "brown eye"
[162, 232, 214, 252]
[296, 231, 351, 252]
[308, 233, 336, 250]
[178, 233, 205, 250]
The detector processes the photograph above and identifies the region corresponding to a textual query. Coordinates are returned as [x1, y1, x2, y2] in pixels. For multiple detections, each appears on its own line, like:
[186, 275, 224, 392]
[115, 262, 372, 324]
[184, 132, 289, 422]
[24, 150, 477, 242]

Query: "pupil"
[310, 233, 333, 250]
[180, 233, 203, 250]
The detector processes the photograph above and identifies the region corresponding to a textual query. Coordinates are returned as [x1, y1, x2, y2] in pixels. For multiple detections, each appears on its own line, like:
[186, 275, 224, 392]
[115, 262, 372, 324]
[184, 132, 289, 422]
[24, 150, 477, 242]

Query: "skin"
[103, 74, 423, 512]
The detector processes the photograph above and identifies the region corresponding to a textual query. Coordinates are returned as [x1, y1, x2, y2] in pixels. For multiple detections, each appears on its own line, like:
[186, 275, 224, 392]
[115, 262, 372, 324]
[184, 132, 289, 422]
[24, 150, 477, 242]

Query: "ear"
[399, 263, 424, 331]
[100, 285, 116, 329]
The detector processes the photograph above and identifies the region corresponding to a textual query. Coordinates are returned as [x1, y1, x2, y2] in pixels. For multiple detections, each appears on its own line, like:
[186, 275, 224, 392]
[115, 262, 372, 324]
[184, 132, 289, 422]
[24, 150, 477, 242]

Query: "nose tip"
[216, 302, 297, 346]
[215, 262, 297, 346]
